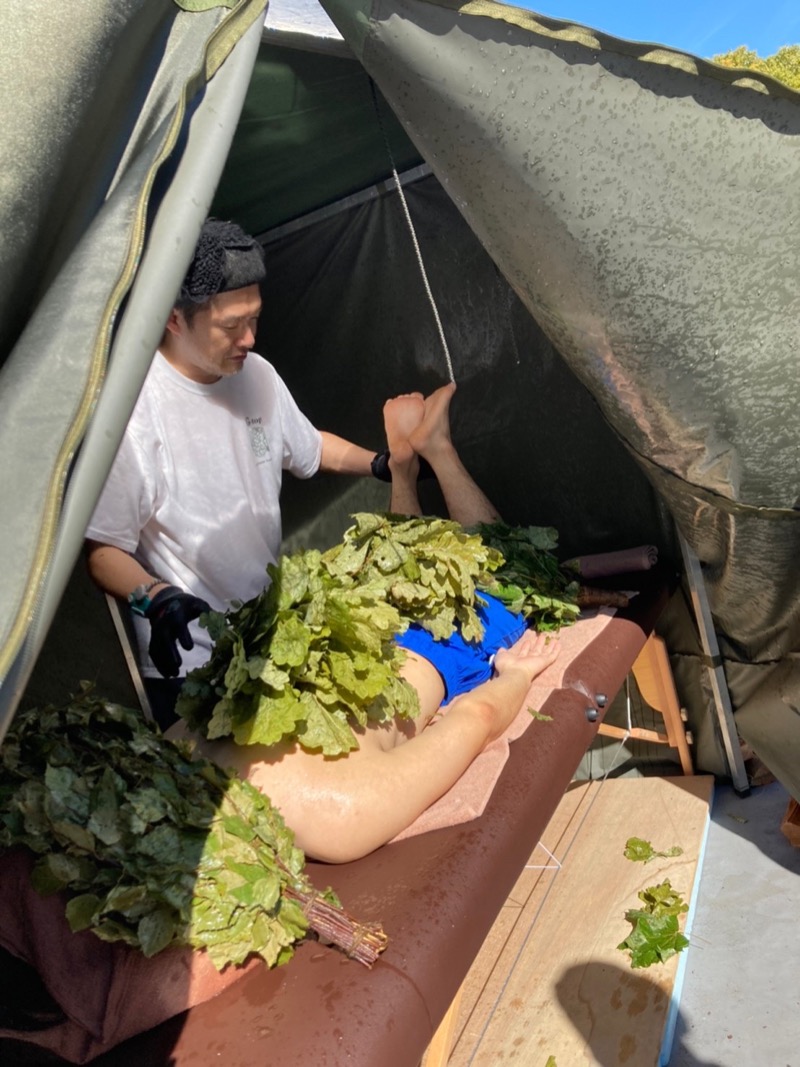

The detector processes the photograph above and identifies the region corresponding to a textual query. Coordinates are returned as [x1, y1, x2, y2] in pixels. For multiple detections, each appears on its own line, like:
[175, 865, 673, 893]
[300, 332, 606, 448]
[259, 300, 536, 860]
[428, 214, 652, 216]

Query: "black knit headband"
[179, 219, 265, 304]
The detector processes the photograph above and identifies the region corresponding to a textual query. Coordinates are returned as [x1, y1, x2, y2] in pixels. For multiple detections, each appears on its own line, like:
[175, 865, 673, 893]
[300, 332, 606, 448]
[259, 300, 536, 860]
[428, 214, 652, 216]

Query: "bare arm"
[85, 540, 169, 601]
[317, 431, 376, 477]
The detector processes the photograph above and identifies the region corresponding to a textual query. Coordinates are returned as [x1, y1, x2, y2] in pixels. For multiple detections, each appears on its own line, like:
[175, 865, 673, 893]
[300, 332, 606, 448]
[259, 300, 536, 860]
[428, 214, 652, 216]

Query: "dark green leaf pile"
[0, 690, 355, 970]
[617, 879, 690, 968]
[471, 522, 581, 630]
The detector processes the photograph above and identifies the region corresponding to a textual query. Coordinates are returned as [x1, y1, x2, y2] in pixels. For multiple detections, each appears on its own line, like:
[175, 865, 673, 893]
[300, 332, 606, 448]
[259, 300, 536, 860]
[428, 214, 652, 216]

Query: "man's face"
[165, 285, 262, 384]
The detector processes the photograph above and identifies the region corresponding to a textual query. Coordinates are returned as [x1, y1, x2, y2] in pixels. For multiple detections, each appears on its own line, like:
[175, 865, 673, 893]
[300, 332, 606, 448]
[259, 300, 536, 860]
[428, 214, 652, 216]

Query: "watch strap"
[128, 577, 165, 616]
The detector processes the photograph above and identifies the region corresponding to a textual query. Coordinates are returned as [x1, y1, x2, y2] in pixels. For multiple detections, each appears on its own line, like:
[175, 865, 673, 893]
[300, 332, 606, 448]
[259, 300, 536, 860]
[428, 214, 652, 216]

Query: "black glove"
[145, 586, 211, 678]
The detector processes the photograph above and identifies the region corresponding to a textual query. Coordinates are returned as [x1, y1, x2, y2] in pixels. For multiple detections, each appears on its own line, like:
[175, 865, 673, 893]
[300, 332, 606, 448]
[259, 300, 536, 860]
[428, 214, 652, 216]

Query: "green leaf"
[125, 787, 171, 828]
[274, 553, 314, 611]
[326, 650, 394, 706]
[136, 908, 179, 957]
[30, 852, 85, 895]
[472, 521, 579, 630]
[637, 880, 689, 917]
[298, 697, 360, 756]
[49, 819, 96, 852]
[232, 687, 306, 747]
[228, 865, 281, 911]
[322, 537, 371, 578]
[623, 837, 684, 864]
[44, 764, 89, 823]
[389, 579, 433, 608]
[65, 893, 102, 932]
[221, 814, 255, 842]
[248, 656, 291, 689]
[529, 708, 553, 722]
[201, 610, 230, 642]
[103, 884, 150, 917]
[206, 696, 234, 739]
[88, 767, 123, 846]
[618, 879, 690, 968]
[270, 614, 312, 668]
[139, 824, 204, 872]
[91, 918, 141, 947]
[223, 638, 251, 695]
[618, 911, 690, 968]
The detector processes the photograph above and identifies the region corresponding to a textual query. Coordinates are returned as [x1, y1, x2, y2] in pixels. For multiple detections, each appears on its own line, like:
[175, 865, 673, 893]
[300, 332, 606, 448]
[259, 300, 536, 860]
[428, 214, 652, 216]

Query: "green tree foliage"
[711, 44, 800, 91]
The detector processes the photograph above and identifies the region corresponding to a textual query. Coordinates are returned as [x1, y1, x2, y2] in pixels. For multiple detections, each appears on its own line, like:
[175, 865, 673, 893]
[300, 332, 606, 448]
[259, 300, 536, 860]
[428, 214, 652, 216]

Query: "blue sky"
[530, 1, 800, 59]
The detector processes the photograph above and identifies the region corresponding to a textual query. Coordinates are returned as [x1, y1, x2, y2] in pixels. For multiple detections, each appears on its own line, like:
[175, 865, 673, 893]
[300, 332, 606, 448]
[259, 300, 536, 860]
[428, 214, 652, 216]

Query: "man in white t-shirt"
[85, 219, 377, 725]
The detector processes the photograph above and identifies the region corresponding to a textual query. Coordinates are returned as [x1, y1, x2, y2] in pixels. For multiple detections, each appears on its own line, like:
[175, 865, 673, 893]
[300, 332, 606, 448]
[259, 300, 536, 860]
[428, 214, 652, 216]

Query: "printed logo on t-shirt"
[247, 416, 271, 462]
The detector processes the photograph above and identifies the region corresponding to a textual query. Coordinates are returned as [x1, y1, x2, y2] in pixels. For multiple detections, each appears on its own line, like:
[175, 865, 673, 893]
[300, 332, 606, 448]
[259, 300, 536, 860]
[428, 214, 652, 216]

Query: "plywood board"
[448, 776, 714, 1067]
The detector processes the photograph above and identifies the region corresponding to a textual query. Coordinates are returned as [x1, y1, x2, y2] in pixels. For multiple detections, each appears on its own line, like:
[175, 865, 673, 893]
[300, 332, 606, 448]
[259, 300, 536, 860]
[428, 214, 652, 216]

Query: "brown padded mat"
[2, 572, 671, 1067]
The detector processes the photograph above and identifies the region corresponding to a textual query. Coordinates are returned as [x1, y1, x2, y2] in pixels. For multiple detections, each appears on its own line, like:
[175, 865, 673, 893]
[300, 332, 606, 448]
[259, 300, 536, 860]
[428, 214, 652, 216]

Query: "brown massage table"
[0, 568, 674, 1067]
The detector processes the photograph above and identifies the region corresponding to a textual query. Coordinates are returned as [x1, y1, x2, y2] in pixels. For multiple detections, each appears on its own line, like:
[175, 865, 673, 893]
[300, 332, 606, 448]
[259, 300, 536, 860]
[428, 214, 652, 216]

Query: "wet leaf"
[138, 908, 179, 957]
[624, 837, 683, 863]
[65, 893, 102, 932]
[618, 911, 690, 968]
[618, 879, 690, 968]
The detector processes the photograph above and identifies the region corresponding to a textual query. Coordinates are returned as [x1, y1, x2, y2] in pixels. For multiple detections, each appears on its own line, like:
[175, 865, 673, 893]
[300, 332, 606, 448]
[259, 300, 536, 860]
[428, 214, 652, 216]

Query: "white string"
[524, 840, 562, 871]
[369, 79, 455, 385]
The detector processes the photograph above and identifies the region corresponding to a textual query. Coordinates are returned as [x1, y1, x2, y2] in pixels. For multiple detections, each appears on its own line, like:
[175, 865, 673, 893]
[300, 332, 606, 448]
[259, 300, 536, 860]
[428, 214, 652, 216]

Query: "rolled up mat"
[566, 545, 658, 579]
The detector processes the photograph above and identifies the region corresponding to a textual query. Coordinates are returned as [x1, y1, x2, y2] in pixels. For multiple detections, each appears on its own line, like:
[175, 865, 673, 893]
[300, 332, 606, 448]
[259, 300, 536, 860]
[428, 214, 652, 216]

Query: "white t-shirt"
[86, 352, 322, 676]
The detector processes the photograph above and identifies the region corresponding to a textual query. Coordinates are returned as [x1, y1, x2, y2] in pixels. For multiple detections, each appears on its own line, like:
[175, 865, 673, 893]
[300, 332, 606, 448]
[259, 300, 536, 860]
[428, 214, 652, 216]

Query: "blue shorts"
[395, 593, 527, 702]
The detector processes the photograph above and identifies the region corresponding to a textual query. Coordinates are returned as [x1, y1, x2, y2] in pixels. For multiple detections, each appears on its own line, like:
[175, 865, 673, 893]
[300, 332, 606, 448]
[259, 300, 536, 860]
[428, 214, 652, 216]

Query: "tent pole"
[678, 533, 749, 796]
[260, 164, 431, 244]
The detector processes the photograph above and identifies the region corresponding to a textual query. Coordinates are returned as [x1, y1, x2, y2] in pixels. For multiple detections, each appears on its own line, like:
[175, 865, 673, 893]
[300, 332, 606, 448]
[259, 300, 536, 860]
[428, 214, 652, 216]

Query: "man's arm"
[85, 541, 169, 602]
[317, 431, 376, 477]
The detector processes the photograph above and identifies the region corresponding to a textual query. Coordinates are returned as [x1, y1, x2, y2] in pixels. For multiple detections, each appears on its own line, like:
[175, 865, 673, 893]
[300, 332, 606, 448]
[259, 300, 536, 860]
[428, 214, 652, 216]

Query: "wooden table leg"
[421, 984, 464, 1067]
[630, 634, 694, 776]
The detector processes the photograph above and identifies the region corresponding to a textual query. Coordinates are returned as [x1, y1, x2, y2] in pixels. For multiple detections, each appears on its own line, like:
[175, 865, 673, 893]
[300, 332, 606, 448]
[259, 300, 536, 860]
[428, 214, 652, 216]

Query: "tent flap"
[0, 0, 267, 732]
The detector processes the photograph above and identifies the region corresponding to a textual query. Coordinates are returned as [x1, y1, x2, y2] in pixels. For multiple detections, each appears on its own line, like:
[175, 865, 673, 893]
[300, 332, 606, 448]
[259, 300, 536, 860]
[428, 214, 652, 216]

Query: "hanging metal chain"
[369, 78, 455, 384]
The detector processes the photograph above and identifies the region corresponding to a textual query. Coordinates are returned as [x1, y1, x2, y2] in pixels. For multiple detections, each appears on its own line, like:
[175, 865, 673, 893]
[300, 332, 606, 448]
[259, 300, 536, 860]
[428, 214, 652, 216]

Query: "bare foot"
[407, 382, 457, 461]
[493, 630, 560, 684]
[383, 392, 425, 465]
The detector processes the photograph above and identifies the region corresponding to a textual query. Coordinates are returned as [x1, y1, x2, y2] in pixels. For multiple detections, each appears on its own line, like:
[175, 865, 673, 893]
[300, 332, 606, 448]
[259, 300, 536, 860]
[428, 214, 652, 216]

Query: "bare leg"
[383, 392, 424, 515]
[186, 631, 560, 863]
[408, 383, 501, 526]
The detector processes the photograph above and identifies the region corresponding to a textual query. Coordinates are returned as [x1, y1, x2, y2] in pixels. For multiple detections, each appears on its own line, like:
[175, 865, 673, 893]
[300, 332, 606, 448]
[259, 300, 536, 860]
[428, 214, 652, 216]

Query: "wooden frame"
[598, 633, 693, 775]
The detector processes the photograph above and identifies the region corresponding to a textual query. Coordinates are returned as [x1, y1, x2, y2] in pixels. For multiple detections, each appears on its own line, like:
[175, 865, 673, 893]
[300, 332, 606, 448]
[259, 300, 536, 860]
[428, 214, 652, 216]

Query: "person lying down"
[168, 385, 561, 864]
